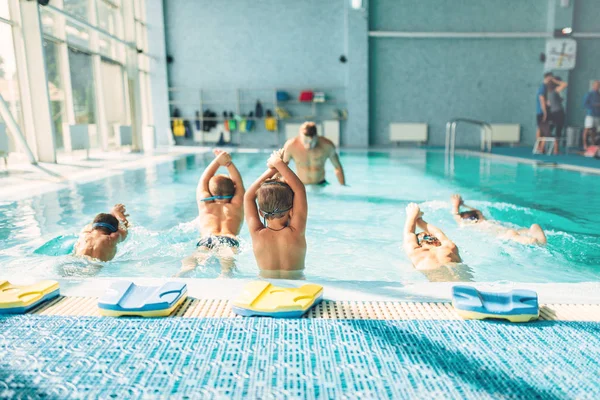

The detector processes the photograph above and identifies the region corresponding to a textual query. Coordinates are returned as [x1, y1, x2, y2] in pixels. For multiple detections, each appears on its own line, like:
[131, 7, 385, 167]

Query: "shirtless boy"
[403, 203, 462, 274]
[451, 194, 547, 245]
[178, 149, 245, 277]
[244, 149, 308, 279]
[74, 203, 129, 262]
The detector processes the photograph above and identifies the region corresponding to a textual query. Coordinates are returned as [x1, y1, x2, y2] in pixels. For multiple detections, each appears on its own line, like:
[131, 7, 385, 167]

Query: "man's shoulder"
[317, 137, 335, 150]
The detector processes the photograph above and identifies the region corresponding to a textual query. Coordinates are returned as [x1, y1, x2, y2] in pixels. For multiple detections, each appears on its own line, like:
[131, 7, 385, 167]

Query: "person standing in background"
[582, 80, 600, 149]
[547, 76, 568, 155]
[535, 73, 554, 153]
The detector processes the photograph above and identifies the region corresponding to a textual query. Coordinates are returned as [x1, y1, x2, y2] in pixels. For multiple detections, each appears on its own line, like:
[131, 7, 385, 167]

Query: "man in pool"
[244, 149, 308, 279]
[178, 149, 245, 277]
[403, 203, 462, 274]
[282, 121, 346, 185]
[450, 194, 547, 245]
[74, 204, 129, 262]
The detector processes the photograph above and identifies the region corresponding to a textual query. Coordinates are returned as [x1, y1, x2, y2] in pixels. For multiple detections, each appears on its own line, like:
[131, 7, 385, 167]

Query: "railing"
[445, 118, 493, 155]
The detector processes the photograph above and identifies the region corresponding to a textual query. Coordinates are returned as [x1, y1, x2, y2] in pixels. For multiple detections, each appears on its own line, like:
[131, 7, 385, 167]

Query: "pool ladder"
[445, 118, 493, 155]
[445, 118, 493, 175]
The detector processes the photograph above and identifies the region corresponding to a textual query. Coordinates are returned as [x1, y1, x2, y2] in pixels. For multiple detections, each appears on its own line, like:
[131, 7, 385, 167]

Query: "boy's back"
[75, 230, 121, 261]
[197, 200, 244, 237]
[250, 221, 306, 275]
[244, 150, 308, 279]
[74, 205, 129, 262]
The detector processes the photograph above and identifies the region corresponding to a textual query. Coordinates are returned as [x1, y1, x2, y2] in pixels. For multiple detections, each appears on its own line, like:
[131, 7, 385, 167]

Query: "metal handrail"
[445, 118, 493, 155]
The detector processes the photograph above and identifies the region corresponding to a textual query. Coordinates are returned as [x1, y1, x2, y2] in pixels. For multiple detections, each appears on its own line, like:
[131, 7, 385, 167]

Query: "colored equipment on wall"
[313, 92, 325, 103]
[275, 107, 291, 119]
[0, 280, 60, 314]
[98, 281, 188, 317]
[276, 91, 290, 101]
[255, 100, 264, 118]
[452, 285, 539, 323]
[172, 119, 185, 137]
[299, 91, 314, 102]
[231, 281, 323, 318]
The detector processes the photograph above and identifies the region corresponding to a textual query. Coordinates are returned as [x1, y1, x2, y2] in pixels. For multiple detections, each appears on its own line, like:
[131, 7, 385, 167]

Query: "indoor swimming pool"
[1, 150, 599, 284]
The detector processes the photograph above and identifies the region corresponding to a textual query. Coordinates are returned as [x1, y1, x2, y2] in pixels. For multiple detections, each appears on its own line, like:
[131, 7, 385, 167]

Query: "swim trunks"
[196, 236, 240, 249]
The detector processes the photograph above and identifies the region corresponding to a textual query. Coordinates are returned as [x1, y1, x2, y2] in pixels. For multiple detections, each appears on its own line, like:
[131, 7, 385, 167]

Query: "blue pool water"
[0, 150, 599, 283]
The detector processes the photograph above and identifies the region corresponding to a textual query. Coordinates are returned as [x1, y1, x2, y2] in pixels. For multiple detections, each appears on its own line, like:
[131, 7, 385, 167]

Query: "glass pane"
[43, 39, 66, 149]
[68, 47, 97, 145]
[66, 22, 90, 48]
[144, 72, 153, 126]
[134, 0, 142, 20]
[63, 0, 89, 22]
[0, 1, 10, 20]
[97, 1, 118, 35]
[135, 22, 147, 51]
[137, 53, 149, 72]
[40, 9, 58, 37]
[0, 22, 23, 137]
[100, 61, 127, 146]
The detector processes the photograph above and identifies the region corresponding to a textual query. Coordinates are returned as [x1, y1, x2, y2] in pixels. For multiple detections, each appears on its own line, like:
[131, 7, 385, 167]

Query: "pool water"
[0, 150, 599, 283]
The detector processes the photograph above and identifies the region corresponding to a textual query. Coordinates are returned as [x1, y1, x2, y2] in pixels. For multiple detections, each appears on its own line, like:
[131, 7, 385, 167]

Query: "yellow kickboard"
[233, 281, 323, 313]
[98, 293, 188, 317]
[0, 280, 60, 309]
[455, 308, 539, 323]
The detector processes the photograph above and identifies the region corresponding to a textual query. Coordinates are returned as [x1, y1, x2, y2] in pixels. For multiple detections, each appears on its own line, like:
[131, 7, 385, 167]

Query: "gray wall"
[164, 0, 600, 148]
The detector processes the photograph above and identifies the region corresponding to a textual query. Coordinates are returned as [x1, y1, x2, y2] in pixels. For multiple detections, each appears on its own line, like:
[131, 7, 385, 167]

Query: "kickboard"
[33, 235, 78, 256]
[0, 280, 60, 314]
[98, 281, 188, 317]
[452, 285, 539, 323]
[231, 281, 323, 318]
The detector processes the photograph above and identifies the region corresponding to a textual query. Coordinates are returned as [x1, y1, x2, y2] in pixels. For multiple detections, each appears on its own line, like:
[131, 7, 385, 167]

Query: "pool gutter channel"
[27, 296, 600, 321]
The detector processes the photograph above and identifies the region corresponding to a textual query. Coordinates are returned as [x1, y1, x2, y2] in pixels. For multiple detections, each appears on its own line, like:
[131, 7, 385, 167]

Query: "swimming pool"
[1, 149, 599, 283]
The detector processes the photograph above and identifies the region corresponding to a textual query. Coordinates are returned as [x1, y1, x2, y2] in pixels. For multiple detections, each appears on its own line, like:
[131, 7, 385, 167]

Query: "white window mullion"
[88, 0, 108, 150]
[17, 0, 56, 162]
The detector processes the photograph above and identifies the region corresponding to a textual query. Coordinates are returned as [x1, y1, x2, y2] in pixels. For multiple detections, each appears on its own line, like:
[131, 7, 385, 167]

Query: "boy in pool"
[403, 203, 463, 275]
[74, 204, 129, 262]
[178, 149, 245, 277]
[244, 149, 308, 279]
[450, 194, 547, 245]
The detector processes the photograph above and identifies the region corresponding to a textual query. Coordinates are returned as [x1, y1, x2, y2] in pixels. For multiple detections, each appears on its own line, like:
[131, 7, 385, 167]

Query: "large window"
[101, 59, 127, 146]
[43, 39, 66, 149]
[68, 47, 97, 144]
[0, 20, 23, 139]
[0, 1, 10, 20]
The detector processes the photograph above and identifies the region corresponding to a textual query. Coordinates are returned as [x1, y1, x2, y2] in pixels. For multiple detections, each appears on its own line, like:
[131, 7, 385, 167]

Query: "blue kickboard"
[452, 285, 538, 316]
[0, 289, 61, 314]
[231, 295, 324, 318]
[34, 235, 78, 256]
[98, 281, 187, 312]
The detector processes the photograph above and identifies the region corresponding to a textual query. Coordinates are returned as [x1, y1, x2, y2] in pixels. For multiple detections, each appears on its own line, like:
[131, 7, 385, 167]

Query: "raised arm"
[451, 194, 464, 225]
[416, 218, 454, 248]
[328, 144, 346, 185]
[196, 149, 232, 200]
[244, 168, 278, 233]
[554, 78, 568, 93]
[110, 204, 129, 242]
[225, 159, 245, 206]
[403, 203, 420, 254]
[269, 151, 307, 232]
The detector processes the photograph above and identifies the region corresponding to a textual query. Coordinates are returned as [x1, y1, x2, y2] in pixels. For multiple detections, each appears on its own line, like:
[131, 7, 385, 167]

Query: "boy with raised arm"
[403, 203, 462, 271]
[74, 204, 130, 262]
[178, 149, 245, 277]
[244, 149, 308, 279]
[450, 194, 547, 245]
